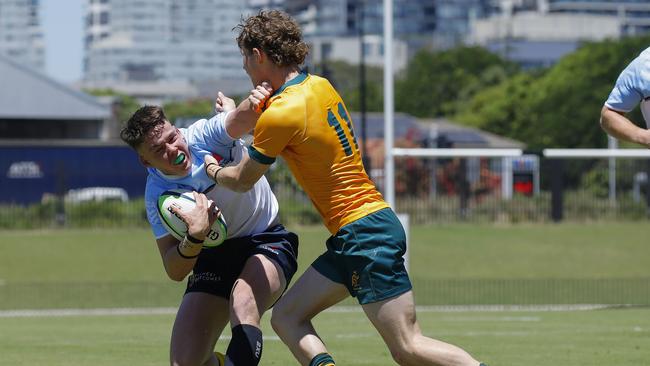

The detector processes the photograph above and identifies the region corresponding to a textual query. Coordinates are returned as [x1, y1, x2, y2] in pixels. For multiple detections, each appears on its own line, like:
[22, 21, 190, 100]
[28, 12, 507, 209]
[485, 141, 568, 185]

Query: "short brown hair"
[120, 105, 167, 149]
[235, 10, 309, 67]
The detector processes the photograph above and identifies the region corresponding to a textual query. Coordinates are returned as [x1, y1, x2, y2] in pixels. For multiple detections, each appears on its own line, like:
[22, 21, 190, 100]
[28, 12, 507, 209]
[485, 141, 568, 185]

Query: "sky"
[41, 0, 84, 83]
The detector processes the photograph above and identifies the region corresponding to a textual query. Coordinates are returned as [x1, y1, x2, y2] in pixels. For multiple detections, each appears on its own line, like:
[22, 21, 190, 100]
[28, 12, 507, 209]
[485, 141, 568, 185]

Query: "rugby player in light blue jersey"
[602, 46, 650, 146]
[120, 87, 298, 366]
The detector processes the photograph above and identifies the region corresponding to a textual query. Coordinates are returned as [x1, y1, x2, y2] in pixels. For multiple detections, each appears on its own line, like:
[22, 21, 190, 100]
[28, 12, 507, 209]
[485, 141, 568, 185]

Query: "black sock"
[224, 324, 263, 366]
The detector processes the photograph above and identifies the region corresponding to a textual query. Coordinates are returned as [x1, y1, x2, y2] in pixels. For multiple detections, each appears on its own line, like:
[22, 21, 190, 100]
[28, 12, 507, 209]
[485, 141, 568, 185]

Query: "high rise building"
[0, 0, 45, 72]
[542, 0, 650, 36]
[83, 0, 247, 98]
[434, 0, 496, 48]
[284, 0, 436, 39]
[247, 0, 285, 12]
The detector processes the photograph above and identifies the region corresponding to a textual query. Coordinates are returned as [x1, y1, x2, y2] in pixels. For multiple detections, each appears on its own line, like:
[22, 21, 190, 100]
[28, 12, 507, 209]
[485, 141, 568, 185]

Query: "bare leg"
[170, 292, 230, 366]
[224, 254, 286, 365]
[230, 253, 286, 327]
[271, 266, 349, 365]
[362, 291, 480, 366]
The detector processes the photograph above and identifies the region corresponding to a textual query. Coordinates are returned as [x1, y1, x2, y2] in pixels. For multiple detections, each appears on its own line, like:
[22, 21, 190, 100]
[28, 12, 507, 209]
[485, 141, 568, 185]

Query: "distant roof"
[350, 112, 424, 140]
[349, 112, 525, 149]
[0, 54, 110, 120]
[421, 118, 526, 149]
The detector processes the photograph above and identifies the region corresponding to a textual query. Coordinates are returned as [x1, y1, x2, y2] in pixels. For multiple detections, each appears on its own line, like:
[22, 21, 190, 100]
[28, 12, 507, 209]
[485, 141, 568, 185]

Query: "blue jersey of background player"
[120, 86, 298, 366]
[602, 46, 650, 147]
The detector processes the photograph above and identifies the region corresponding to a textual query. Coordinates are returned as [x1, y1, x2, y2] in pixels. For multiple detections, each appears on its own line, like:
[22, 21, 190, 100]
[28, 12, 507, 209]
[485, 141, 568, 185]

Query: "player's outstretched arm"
[224, 82, 273, 139]
[600, 105, 650, 147]
[205, 153, 269, 193]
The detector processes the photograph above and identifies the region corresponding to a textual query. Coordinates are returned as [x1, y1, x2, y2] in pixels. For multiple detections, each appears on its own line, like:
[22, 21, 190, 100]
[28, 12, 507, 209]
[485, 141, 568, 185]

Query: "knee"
[269, 304, 287, 334]
[388, 341, 417, 366]
[270, 299, 296, 334]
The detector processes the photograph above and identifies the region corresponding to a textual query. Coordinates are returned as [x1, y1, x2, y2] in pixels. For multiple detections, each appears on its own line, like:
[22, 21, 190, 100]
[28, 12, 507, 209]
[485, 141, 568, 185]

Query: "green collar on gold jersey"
[271, 71, 308, 98]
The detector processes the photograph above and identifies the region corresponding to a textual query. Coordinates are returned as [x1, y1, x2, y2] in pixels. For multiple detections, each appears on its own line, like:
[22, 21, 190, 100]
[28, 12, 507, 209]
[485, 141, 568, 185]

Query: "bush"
[0, 199, 148, 229]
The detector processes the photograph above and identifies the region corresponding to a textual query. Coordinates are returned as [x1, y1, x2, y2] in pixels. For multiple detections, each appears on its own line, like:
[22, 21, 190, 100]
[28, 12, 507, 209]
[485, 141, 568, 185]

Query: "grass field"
[1, 223, 650, 308]
[0, 307, 649, 365]
[1, 223, 650, 365]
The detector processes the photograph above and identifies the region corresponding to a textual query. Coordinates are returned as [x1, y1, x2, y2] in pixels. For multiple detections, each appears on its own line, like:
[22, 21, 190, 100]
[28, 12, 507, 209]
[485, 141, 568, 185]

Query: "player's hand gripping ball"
[157, 189, 227, 247]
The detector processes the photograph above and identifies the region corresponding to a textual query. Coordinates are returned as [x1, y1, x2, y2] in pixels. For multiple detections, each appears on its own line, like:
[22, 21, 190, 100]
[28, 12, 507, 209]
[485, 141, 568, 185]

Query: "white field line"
[0, 304, 633, 319]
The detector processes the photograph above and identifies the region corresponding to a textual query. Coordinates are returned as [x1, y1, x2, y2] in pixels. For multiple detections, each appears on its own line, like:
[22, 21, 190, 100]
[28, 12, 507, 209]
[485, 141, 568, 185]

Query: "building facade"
[468, 0, 650, 68]
[0, 0, 45, 72]
[543, 0, 650, 36]
[83, 0, 247, 97]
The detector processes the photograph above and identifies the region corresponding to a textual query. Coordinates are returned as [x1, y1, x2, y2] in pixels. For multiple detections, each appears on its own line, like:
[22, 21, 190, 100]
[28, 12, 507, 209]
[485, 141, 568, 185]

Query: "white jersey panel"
[145, 112, 279, 240]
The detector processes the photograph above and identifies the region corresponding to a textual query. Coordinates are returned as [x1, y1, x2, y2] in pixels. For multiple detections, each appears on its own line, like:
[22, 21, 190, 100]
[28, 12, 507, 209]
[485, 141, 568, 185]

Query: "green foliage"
[0, 199, 148, 229]
[456, 35, 650, 149]
[315, 60, 383, 92]
[85, 89, 142, 124]
[396, 47, 518, 118]
[314, 60, 384, 112]
[162, 98, 216, 124]
[342, 80, 384, 112]
[266, 160, 322, 225]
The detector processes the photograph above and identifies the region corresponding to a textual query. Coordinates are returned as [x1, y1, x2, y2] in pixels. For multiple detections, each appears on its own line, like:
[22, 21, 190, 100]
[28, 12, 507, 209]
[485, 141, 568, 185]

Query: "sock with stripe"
[309, 352, 335, 366]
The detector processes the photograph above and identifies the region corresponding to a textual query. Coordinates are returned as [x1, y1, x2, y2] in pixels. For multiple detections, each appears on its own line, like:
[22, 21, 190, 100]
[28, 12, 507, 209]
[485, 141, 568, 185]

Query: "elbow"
[168, 273, 185, 282]
[165, 267, 187, 282]
[600, 108, 613, 133]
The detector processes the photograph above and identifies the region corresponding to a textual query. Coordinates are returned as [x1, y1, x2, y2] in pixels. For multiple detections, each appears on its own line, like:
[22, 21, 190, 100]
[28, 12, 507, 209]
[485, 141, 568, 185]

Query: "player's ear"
[252, 48, 264, 64]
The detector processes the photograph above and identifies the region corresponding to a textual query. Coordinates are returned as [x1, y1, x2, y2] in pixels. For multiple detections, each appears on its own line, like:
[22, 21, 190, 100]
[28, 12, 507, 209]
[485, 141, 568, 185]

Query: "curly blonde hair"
[235, 10, 309, 67]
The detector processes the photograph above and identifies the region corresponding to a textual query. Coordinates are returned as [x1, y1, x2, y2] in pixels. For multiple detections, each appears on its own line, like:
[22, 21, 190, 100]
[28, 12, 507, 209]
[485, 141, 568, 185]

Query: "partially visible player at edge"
[601, 46, 650, 147]
[204, 10, 487, 366]
[120, 87, 299, 366]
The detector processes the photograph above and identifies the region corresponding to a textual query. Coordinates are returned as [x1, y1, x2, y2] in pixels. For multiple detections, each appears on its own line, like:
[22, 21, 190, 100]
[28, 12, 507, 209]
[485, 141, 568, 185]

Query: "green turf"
[1, 223, 650, 308]
[1, 223, 650, 365]
[0, 308, 648, 365]
[3, 222, 650, 281]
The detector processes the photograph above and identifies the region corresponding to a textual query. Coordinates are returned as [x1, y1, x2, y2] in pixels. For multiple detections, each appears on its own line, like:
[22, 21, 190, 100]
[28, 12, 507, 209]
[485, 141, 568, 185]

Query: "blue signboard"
[0, 145, 147, 204]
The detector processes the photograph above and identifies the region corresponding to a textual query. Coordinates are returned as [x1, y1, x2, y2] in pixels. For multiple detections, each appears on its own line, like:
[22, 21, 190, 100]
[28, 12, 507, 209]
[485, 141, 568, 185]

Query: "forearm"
[161, 237, 203, 281]
[210, 165, 256, 193]
[600, 106, 650, 146]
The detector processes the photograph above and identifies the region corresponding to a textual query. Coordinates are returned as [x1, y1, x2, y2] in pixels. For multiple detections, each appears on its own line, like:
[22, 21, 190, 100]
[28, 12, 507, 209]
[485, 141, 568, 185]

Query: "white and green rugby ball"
[157, 189, 227, 248]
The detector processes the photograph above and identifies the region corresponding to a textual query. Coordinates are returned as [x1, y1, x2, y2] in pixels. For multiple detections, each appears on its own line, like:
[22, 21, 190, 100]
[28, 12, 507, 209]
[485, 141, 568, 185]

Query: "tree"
[455, 35, 650, 149]
[85, 89, 141, 125]
[395, 47, 518, 118]
[162, 98, 215, 124]
[313, 60, 384, 112]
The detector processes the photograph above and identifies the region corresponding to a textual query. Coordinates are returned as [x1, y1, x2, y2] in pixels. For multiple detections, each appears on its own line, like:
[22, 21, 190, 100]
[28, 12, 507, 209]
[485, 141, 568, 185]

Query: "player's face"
[137, 121, 191, 175]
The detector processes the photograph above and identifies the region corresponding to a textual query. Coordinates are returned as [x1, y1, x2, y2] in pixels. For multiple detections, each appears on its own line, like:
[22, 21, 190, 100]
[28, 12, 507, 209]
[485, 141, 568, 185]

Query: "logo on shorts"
[188, 272, 221, 287]
[351, 271, 361, 291]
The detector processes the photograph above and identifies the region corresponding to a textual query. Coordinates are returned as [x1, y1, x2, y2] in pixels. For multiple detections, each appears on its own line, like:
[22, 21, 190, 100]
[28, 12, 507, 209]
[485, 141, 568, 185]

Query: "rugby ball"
[157, 189, 227, 248]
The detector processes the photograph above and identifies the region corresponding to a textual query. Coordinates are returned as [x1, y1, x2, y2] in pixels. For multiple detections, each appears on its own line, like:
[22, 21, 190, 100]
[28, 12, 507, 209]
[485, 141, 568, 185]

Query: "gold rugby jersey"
[249, 72, 389, 234]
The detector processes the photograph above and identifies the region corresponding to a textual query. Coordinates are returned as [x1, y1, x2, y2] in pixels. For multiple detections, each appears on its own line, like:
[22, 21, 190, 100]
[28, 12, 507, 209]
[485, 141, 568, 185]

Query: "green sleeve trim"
[248, 145, 276, 165]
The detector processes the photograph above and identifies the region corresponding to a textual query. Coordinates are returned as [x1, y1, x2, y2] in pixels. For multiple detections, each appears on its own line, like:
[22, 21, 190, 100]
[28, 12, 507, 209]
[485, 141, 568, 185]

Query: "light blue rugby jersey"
[605, 46, 650, 127]
[144, 112, 237, 239]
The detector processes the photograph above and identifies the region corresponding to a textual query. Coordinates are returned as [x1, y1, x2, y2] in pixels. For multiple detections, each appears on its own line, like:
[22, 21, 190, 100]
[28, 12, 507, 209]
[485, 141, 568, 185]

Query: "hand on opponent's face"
[249, 81, 273, 113]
